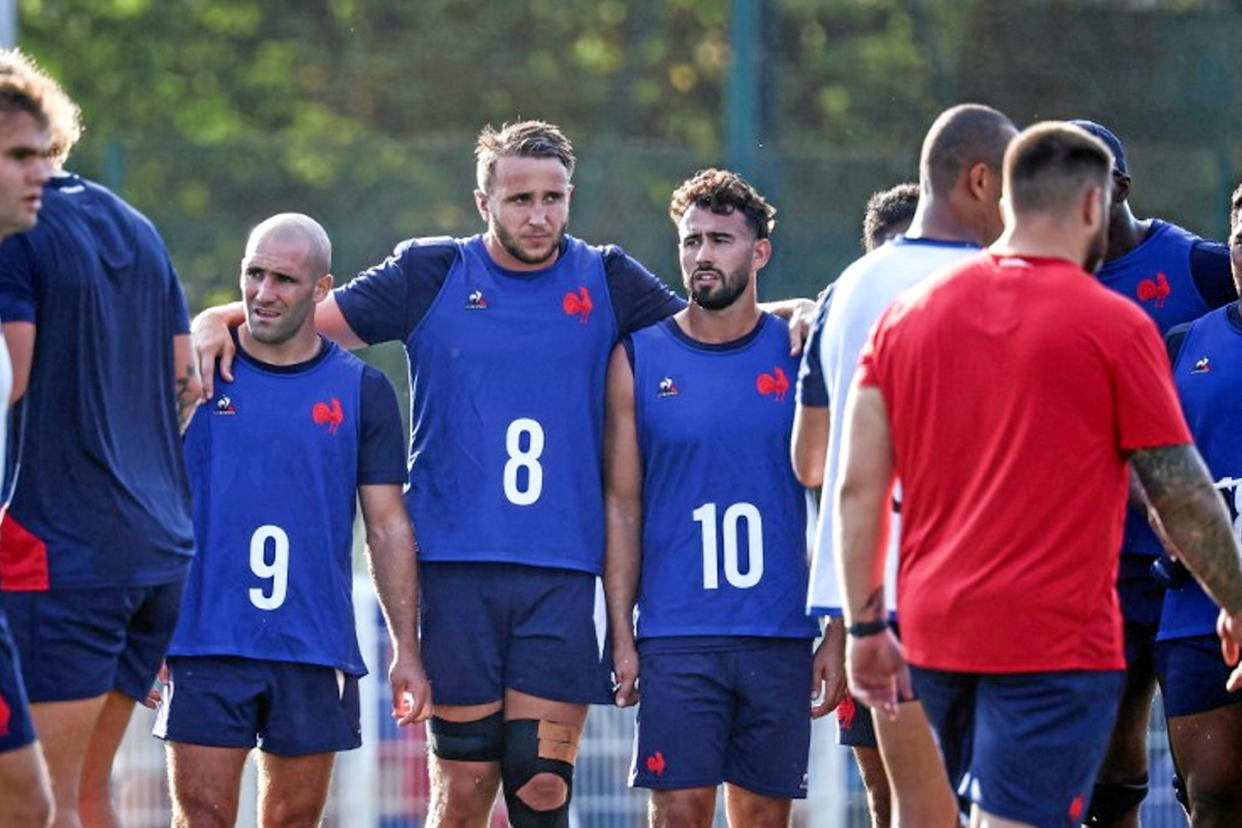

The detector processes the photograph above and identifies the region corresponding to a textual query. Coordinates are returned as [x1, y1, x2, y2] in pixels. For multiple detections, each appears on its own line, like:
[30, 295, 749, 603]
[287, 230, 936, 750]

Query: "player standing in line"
[604, 169, 821, 828]
[152, 214, 430, 826]
[1148, 184, 1242, 827]
[794, 105, 1016, 828]
[1066, 119, 1238, 828]
[190, 121, 813, 828]
[0, 48, 59, 828]
[792, 180, 917, 828]
[0, 63, 200, 828]
[838, 121, 1242, 828]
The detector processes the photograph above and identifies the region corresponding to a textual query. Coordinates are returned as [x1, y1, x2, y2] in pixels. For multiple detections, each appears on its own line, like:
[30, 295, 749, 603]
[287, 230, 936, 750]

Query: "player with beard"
[838, 121, 1242, 828]
[190, 121, 813, 828]
[605, 169, 819, 827]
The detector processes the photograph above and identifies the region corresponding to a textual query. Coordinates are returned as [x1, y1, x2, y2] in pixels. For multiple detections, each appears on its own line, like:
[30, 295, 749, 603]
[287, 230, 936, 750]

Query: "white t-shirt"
[806, 237, 979, 615]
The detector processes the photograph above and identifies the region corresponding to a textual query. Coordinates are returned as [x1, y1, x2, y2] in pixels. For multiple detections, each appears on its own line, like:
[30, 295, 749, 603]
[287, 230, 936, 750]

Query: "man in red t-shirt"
[836, 122, 1242, 828]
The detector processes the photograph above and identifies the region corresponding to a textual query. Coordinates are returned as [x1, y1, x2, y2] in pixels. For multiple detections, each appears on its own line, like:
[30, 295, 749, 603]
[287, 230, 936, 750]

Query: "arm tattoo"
[860, 587, 885, 622]
[1132, 444, 1242, 614]
[176, 363, 198, 433]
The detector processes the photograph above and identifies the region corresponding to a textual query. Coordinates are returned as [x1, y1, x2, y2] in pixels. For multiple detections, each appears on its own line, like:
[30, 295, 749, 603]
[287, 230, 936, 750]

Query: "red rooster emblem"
[1136, 272, 1170, 308]
[0, 693, 9, 737]
[1068, 793, 1086, 822]
[312, 398, 345, 434]
[563, 287, 592, 323]
[756, 366, 789, 401]
[836, 693, 857, 731]
[645, 751, 666, 776]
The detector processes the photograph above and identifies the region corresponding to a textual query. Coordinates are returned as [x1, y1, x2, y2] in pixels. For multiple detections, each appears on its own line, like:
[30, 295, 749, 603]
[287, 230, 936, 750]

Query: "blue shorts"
[1, 580, 184, 703]
[1155, 634, 1242, 718]
[911, 666, 1124, 828]
[0, 611, 35, 752]
[153, 655, 361, 756]
[630, 637, 812, 799]
[836, 694, 877, 749]
[1119, 556, 1163, 667]
[420, 562, 611, 706]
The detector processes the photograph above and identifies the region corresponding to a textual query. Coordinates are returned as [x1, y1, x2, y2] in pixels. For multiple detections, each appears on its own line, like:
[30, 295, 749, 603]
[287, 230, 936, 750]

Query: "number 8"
[504, 418, 544, 505]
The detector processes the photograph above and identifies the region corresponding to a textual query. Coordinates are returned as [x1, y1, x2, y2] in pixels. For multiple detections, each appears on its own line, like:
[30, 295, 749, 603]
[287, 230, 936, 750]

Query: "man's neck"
[482, 232, 560, 272]
[989, 224, 1086, 270]
[903, 198, 982, 246]
[676, 299, 761, 345]
[237, 324, 322, 366]
[1104, 206, 1151, 262]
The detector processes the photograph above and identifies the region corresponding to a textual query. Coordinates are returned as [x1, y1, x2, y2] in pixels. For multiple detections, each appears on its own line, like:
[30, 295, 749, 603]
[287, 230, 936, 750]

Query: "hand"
[190, 307, 236, 401]
[142, 661, 170, 710]
[846, 628, 912, 720]
[1218, 609, 1242, 692]
[786, 297, 816, 356]
[389, 651, 433, 726]
[810, 619, 847, 718]
[612, 637, 640, 707]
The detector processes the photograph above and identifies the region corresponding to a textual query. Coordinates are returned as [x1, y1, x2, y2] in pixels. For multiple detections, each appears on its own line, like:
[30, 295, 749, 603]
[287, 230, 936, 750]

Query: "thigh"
[723, 783, 792, 828]
[261, 661, 361, 756]
[1, 587, 132, 702]
[1165, 703, 1242, 822]
[1155, 634, 1242, 720]
[507, 566, 611, 704]
[419, 562, 506, 706]
[0, 612, 35, 752]
[972, 671, 1124, 828]
[257, 750, 336, 826]
[167, 740, 250, 825]
[724, 640, 811, 800]
[872, 701, 958, 828]
[631, 646, 731, 791]
[908, 665, 976, 792]
[154, 656, 264, 749]
[113, 578, 184, 702]
[0, 741, 50, 823]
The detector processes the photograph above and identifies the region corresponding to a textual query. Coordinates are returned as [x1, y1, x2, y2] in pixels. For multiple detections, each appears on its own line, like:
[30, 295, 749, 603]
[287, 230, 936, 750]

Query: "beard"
[1082, 220, 1109, 273]
[493, 219, 566, 266]
[687, 266, 750, 311]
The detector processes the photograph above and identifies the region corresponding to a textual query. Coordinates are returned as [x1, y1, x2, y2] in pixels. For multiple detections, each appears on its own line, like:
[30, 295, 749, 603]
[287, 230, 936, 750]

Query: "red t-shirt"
[857, 252, 1191, 673]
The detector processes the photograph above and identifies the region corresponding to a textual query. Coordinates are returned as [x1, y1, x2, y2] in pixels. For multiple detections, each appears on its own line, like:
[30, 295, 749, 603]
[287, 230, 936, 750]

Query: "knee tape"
[501, 718, 581, 828]
[426, 711, 504, 762]
[1086, 778, 1148, 825]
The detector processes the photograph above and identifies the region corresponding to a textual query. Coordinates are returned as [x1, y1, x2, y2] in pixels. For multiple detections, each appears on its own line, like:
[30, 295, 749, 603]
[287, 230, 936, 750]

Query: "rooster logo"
[563, 287, 593, 323]
[645, 751, 666, 776]
[1068, 793, 1086, 822]
[756, 367, 789, 401]
[1137, 272, 1170, 308]
[0, 693, 9, 737]
[312, 398, 345, 434]
[836, 694, 857, 731]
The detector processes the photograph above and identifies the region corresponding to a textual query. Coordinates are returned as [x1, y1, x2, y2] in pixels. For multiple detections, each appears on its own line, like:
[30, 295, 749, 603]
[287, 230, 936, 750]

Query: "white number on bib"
[693, 502, 764, 589]
[249, 525, 289, 610]
[503, 418, 545, 505]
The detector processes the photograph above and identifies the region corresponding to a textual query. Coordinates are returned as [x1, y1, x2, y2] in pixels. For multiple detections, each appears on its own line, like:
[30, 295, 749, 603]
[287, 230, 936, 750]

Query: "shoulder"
[389, 235, 461, 270]
[596, 243, 651, 278]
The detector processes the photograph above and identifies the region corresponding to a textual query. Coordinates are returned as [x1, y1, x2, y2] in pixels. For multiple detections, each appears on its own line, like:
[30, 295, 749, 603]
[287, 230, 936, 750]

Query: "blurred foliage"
[17, 0, 1242, 316]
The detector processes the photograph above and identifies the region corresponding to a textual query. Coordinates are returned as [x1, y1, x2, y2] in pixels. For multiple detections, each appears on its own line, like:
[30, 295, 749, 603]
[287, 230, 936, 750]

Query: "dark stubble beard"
[493, 219, 567, 266]
[688, 266, 750, 311]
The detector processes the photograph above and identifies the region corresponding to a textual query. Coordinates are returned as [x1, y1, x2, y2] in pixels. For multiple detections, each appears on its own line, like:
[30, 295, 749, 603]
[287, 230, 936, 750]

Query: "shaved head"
[920, 104, 1016, 197]
[246, 213, 331, 279]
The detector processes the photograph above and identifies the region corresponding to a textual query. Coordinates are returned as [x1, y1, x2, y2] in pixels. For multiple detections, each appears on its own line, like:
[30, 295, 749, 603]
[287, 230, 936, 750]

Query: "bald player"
[155, 214, 430, 827]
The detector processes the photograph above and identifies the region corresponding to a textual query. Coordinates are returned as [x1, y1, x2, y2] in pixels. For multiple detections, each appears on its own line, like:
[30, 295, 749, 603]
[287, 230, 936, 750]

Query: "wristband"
[847, 620, 888, 638]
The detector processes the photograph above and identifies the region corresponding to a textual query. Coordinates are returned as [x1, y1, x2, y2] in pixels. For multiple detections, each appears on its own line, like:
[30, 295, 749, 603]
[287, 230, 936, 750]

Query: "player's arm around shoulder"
[173, 333, 202, 433]
[604, 342, 642, 707]
[359, 482, 431, 726]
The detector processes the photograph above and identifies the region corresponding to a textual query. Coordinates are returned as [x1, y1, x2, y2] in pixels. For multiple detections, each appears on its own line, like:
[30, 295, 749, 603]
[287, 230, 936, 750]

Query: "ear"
[1112, 172, 1131, 206]
[565, 183, 575, 205]
[967, 161, 990, 201]
[313, 272, 335, 303]
[473, 188, 490, 223]
[751, 237, 773, 272]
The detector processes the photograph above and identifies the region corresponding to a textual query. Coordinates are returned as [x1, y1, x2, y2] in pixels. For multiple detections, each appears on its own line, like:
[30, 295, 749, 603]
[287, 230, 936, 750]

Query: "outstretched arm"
[603, 343, 643, 707]
[359, 483, 431, 726]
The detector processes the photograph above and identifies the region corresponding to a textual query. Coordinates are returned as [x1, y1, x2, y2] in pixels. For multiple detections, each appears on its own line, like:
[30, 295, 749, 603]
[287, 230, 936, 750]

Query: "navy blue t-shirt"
[334, 234, 682, 574]
[171, 335, 404, 674]
[0, 173, 195, 589]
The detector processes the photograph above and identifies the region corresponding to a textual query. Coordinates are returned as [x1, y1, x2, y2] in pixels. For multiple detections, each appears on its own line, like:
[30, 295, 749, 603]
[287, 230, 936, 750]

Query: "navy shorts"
[630, 637, 812, 799]
[1155, 634, 1242, 718]
[2, 579, 184, 703]
[911, 666, 1124, 828]
[836, 693, 877, 748]
[1119, 556, 1163, 668]
[0, 611, 35, 752]
[419, 562, 611, 706]
[154, 655, 361, 756]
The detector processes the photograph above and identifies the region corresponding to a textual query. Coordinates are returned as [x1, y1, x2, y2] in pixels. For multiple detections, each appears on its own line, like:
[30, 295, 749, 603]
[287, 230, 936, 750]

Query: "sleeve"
[1111, 317, 1192, 451]
[603, 246, 685, 337]
[796, 286, 834, 407]
[1164, 321, 1192, 368]
[165, 256, 190, 335]
[333, 237, 458, 346]
[0, 234, 38, 323]
[357, 365, 408, 486]
[1190, 240, 1237, 310]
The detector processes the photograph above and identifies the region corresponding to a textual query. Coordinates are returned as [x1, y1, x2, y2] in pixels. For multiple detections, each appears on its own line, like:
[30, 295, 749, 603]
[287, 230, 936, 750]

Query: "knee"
[1185, 772, 1242, 825]
[261, 797, 325, 828]
[10, 789, 52, 828]
[652, 793, 713, 828]
[173, 789, 238, 828]
[515, 771, 568, 811]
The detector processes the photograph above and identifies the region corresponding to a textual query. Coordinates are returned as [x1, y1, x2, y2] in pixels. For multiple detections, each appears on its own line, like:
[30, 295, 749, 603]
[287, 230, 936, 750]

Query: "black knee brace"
[500, 719, 580, 828]
[1085, 778, 1149, 825]
[426, 711, 505, 762]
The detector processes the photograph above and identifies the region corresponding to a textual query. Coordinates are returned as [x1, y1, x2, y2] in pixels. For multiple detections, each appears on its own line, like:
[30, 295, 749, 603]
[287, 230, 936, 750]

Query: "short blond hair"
[475, 120, 575, 193]
[0, 49, 81, 167]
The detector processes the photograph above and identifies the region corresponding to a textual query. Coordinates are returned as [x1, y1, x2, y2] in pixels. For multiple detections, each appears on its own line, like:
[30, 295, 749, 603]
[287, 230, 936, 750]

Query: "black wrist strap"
[847, 619, 888, 638]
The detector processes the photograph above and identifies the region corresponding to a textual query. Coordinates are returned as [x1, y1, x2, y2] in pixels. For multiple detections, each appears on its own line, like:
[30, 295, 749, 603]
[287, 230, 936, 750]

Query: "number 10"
[693, 502, 764, 589]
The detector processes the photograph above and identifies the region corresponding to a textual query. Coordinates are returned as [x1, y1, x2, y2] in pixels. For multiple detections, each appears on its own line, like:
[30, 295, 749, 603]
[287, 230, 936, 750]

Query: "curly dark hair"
[862, 182, 919, 252]
[668, 168, 776, 239]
